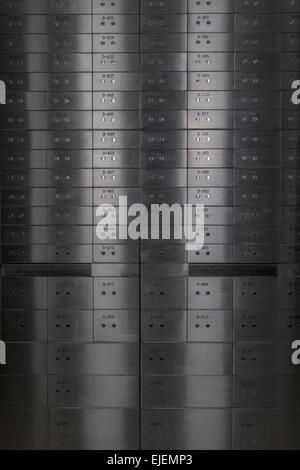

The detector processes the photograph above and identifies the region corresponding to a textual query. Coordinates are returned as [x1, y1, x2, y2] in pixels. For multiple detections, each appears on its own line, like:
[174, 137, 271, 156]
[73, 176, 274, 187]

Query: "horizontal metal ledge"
[2, 263, 92, 277]
[189, 264, 278, 277]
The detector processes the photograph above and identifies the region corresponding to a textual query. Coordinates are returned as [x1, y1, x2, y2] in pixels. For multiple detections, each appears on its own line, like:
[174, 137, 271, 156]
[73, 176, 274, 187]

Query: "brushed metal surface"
[49, 409, 139, 450]
[143, 376, 232, 408]
[48, 343, 138, 375]
[0, 410, 48, 450]
[188, 278, 233, 310]
[142, 310, 186, 343]
[142, 343, 232, 375]
[48, 375, 139, 408]
[2, 310, 47, 341]
[48, 310, 93, 342]
[0, 376, 47, 408]
[188, 310, 233, 342]
[94, 310, 139, 343]
[0, 343, 47, 375]
[142, 409, 232, 450]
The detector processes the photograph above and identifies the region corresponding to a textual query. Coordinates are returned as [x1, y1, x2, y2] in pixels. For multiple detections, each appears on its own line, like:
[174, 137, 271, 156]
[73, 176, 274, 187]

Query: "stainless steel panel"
[235, 149, 280, 168]
[141, 0, 187, 13]
[1, 150, 47, 169]
[93, 15, 139, 33]
[2, 277, 47, 309]
[49, 54, 92, 72]
[47, 207, 92, 225]
[46, 15, 92, 34]
[2, 309, 47, 342]
[143, 376, 232, 408]
[0, 131, 46, 149]
[188, 310, 232, 342]
[282, 13, 300, 32]
[142, 34, 187, 52]
[188, 188, 234, 205]
[47, 150, 92, 168]
[188, 110, 234, 129]
[47, 131, 92, 149]
[204, 207, 233, 225]
[48, 73, 92, 91]
[0, 343, 47, 375]
[142, 277, 187, 309]
[94, 130, 139, 149]
[47, 169, 92, 187]
[235, 131, 280, 149]
[47, 188, 92, 206]
[189, 169, 234, 187]
[94, 310, 139, 342]
[235, 310, 278, 342]
[2, 170, 46, 188]
[1, 226, 47, 245]
[46, 0, 92, 13]
[47, 35, 92, 53]
[48, 375, 139, 408]
[94, 72, 139, 91]
[235, 91, 280, 109]
[189, 0, 234, 13]
[94, 150, 139, 168]
[0, 410, 48, 450]
[142, 92, 187, 110]
[142, 53, 187, 72]
[94, 111, 139, 130]
[94, 277, 139, 309]
[2, 188, 46, 207]
[48, 343, 138, 375]
[142, 72, 187, 90]
[142, 409, 232, 450]
[279, 277, 300, 309]
[189, 53, 234, 71]
[94, 92, 139, 110]
[0, 35, 47, 54]
[142, 188, 187, 205]
[234, 376, 300, 408]
[189, 130, 234, 149]
[48, 277, 92, 309]
[142, 149, 187, 168]
[188, 72, 234, 91]
[48, 92, 92, 110]
[235, 0, 280, 11]
[0, 376, 47, 408]
[234, 245, 278, 264]
[188, 150, 233, 168]
[235, 53, 281, 71]
[234, 343, 296, 375]
[0, 0, 45, 13]
[189, 14, 233, 32]
[235, 33, 279, 52]
[188, 33, 233, 52]
[189, 245, 233, 264]
[189, 92, 233, 110]
[93, 0, 138, 13]
[93, 188, 139, 206]
[235, 207, 280, 225]
[235, 14, 280, 32]
[142, 343, 232, 375]
[142, 243, 186, 264]
[188, 278, 233, 310]
[47, 111, 92, 130]
[142, 169, 186, 187]
[142, 310, 186, 343]
[49, 409, 139, 450]
[234, 278, 277, 310]
[0, 15, 45, 33]
[2, 245, 47, 264]
[235, 72, 280, 90]
[2, 207, 46, 225]
[234, 410, 300, 450]
[142, 131, 187, 149]
[93, 244, 139, 263]
[235, 226, 279, 244]
[48, 310, 93, 342]
[283, 53, 300, 71]
[141, 15, 187, 33]
[47, 226, 92, 244]
[236, 111, 280, 129]
[142, 110, 186, 129]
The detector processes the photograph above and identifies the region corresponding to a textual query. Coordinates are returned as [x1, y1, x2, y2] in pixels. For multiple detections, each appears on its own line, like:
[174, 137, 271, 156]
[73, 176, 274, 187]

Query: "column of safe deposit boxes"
[0, 0, 300, 451]
[0, 0, 140, 450]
